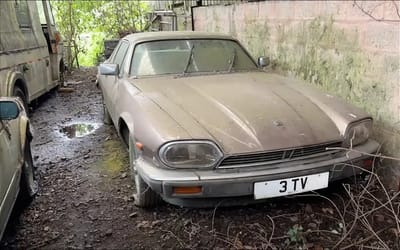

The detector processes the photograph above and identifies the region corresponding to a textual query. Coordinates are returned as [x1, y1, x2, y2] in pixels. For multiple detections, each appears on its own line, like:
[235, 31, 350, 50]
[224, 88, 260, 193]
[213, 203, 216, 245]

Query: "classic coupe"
[97, 31, 379, 208]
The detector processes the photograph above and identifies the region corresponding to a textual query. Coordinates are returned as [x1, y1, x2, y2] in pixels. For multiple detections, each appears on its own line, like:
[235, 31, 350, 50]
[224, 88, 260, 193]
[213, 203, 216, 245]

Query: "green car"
[0, 97, 37, 239]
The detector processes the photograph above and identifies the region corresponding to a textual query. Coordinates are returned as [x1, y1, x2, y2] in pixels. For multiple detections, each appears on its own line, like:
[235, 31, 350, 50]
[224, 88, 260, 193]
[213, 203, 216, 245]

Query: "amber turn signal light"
[173, 186, 202, 194]
[135, 142, 143, 150]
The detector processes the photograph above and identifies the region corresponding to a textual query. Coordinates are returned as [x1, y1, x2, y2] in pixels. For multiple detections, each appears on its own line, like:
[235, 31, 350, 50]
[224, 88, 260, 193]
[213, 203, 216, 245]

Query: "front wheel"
[19, 139, 38, 203]
[128, 136, 161, 208]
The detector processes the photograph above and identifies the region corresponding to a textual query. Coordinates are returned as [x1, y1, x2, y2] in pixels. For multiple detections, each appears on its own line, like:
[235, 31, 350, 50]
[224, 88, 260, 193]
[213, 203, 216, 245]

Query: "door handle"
[46, 59, 50, 66]
[23, 64, 29, 72]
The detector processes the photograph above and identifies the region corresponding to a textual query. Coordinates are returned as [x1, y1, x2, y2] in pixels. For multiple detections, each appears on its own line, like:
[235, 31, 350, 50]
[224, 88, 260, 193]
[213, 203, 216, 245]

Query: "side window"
[36, 1, 56, 25]
[112, 41, 129, 76]
[15, 0, 32, 29]
[108, 42, 121, 62]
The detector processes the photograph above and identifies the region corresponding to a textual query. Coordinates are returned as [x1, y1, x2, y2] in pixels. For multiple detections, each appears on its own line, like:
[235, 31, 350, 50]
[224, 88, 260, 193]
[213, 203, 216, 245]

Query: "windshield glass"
[130, 39, 257, 77]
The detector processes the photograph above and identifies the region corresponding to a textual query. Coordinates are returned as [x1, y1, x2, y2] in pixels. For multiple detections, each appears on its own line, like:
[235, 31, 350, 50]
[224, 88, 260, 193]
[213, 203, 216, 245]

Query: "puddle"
[60, 123, 101, 138]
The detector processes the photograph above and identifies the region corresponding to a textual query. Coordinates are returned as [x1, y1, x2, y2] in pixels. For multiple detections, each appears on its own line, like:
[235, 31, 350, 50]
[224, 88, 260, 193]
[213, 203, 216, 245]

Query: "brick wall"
[192, 1, 400, 188]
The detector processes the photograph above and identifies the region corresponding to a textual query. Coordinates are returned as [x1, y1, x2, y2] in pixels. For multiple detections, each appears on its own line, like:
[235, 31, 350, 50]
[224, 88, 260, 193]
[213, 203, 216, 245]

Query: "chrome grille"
[218, 141, 342, 168]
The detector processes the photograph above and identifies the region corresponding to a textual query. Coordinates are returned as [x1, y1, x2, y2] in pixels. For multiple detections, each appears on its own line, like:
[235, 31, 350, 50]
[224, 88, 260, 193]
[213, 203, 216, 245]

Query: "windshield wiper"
[182, 44, 195, 76]
[228, 49, 237, 72]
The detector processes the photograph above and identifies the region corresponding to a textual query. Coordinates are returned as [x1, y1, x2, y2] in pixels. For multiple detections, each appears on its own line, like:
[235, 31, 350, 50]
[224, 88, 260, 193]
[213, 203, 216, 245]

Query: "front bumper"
[135, 139, 380, 206]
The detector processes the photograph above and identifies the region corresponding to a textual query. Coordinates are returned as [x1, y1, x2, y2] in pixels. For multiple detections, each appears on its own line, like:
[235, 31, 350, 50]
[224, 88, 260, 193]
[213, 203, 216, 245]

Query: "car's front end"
[134, 129, 379, 207]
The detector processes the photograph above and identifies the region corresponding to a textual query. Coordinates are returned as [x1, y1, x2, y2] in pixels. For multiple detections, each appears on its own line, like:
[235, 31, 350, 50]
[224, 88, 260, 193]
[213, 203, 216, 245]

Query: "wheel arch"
[118, 112, 135, 147]
[7, 71, 29, 103]
[19, 115, 32, 152]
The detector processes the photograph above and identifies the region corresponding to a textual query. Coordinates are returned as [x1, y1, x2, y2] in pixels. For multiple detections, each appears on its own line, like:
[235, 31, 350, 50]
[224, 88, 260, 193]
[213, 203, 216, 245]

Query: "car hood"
[133, 72, 344, 154]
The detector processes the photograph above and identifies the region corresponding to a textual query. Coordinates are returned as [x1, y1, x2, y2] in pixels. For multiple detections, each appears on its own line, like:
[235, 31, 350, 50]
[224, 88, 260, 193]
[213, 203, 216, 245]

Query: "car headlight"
[344, 119, 372, 147]
[158, 140, 223, 169]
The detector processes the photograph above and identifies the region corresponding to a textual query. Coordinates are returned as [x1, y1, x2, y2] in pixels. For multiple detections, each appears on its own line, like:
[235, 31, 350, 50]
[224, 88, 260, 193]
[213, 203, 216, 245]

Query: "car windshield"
[129, 39, 258, 77]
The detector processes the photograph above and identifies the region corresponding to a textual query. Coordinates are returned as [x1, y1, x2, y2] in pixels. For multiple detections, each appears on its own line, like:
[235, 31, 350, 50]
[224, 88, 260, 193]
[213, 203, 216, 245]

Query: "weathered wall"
[192, 1, 400, 187]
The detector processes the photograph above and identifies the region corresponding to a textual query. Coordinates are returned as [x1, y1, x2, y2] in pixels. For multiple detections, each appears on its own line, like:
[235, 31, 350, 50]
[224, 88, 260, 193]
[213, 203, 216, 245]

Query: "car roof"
[122, 31, 237, 44]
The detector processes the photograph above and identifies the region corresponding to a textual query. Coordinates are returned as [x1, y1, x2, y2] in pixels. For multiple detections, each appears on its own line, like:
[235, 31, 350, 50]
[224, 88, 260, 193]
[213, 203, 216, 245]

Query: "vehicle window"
[113, 41, 129, 76]
[36, 0, 55, 25]
[130, 39, 257, 77]
[112, 41, 129, 75]
[14, 0, 32, 29]
[108, 42, 121, 62]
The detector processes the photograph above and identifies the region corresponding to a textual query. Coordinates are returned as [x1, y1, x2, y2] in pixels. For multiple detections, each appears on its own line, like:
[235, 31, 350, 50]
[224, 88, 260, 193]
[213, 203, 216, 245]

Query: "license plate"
[254, 172, 329, 199]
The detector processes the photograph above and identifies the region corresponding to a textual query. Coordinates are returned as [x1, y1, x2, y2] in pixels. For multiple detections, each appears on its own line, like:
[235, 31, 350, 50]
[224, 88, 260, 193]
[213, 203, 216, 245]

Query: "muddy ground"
[1, 68, 399, 249]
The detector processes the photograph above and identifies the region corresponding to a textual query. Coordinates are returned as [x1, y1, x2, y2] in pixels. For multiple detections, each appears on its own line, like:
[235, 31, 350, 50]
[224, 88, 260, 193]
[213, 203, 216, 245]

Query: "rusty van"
[0, 0, 64, 110]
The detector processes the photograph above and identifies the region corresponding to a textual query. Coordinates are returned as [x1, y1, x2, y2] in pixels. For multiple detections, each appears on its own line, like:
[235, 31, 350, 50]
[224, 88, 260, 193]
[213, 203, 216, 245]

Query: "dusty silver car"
[98, 31, 379, 208]
[0, 98, 37, 239]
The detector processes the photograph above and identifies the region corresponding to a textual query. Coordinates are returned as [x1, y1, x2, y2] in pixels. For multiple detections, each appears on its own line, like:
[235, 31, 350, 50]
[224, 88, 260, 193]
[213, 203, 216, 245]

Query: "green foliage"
[285, 224, 305, 248]
[78, 32, 108, 66]
[243, 19, 270, 59]
[94, 1, 149, 37]
[51, 0, 150, 67]
[287, 224, 304, 243]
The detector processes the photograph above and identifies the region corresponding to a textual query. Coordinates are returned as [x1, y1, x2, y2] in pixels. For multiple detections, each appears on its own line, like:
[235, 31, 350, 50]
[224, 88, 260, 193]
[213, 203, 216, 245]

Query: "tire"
[19, 139, 38, 203]
[13, 86, 28, 115]
[128, 135, 161, 208]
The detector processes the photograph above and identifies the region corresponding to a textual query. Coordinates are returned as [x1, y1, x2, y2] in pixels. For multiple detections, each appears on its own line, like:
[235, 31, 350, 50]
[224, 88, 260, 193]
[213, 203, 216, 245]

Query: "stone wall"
[192, 1, 400, 188]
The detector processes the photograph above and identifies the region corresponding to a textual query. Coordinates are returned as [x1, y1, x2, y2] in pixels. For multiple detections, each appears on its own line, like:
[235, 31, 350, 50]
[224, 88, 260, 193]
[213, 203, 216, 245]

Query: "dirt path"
[1, 68, 398, 249]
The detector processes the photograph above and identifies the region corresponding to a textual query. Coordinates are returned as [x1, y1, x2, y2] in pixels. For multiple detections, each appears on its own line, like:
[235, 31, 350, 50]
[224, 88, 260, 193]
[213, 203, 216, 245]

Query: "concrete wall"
[192, 1, 400, 188]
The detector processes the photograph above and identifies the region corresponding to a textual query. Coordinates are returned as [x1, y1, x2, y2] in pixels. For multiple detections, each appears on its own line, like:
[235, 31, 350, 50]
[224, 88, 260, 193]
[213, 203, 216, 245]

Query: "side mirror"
[0, 100, 20, 120]
[258, 56, 270, 68]
[99, 63, 119, 76]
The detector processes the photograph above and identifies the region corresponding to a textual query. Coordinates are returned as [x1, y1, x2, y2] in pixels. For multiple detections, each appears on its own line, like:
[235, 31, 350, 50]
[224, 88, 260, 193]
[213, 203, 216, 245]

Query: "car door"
[0, 116, 20, 235]
[0, 121, 12, 206]
[101, 40, 130, 123]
